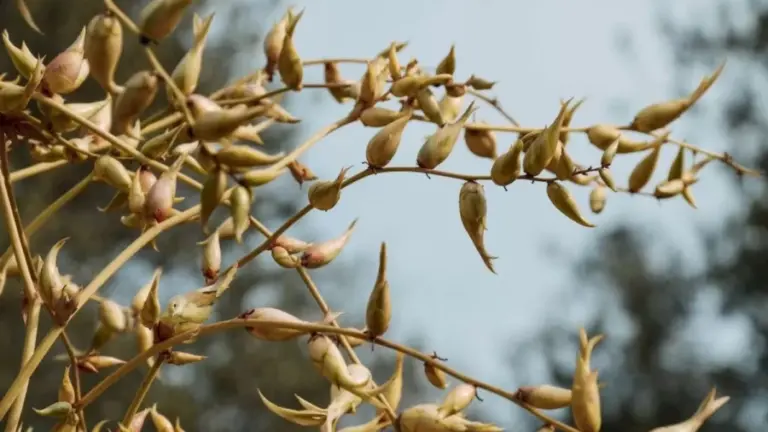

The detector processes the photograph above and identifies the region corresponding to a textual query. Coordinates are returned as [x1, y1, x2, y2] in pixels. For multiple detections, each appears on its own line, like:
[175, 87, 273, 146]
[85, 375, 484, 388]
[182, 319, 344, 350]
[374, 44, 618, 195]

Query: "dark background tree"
[508, 1, 768, 431]
[0, 1, 423, 431]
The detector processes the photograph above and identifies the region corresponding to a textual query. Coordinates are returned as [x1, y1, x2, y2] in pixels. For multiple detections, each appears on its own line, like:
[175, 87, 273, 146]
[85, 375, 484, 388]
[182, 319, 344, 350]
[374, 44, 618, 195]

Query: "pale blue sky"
[133, 0, 759, 427]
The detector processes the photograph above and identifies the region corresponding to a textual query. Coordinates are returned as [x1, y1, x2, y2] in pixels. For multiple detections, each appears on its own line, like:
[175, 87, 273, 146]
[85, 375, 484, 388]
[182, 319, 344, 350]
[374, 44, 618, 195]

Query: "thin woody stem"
[121, 357, 165, 426]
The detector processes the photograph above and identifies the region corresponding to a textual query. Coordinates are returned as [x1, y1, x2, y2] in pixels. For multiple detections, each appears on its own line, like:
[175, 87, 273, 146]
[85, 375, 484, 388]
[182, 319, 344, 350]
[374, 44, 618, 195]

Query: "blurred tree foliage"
[0, 1, 421, 431]
[508, 1, 768, 431]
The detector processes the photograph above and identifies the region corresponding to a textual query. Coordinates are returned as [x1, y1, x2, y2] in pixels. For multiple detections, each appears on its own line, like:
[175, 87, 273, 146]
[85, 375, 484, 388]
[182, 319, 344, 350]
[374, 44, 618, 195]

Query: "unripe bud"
[40, 238, 68, 305]
[198, 230, 221, 283]
[150, 405, 174, 432]
[308, 334, 368, 389]
[600, 138, 620, 166]
[390, 74, 452, 98]
[144, 155, 184, 223]
[654, 179, 686, 199]
[466, 74, 496, 90]
[307, 166, 350, 211]
[324, 61, 354, 103]
[278, 9, 304, 90]
[668, 147, 686, 181]
[587, 124, 654, 154]
[33, 401, 72, 418]
[438, 94, 464, 122]
[2, 30, 38, 79]
[200, 168, 227, 230]
[424, 358, 448, 389]
[628, 144, 663, 193]
[459, 181, 497, 273]
[417, 101, 477, 169]
[271, 246, 301, 268]
[272, 234, 312, 253]
[357, 61, 382, 109]
[168, 351, 207, 366]
[84, 12, 123, 95]
[435, 44, 456, 76]
[140, 269, 162, 328]
[240, 167, 286, 187]
[132, 269, 162, 317]
[300, 219, 358, 268]
[89, 323, 115, 353]
[439, 383, 476, 416]
[112, 71, 159, 137]
[589, 185, 607, 214]
[360, 107, 407, 127]
[366, 243, 391, 338]
[166, 13, 214, 102]
[388, 42, 402, 80]
[416, 87, 445, 126]
[240, 307, 319, 341]
[366, 113, 411, 169]
[139, 0, 194, 44]
[191, 104, 269, 141]
[517, 385, 572, 410]
[230, 185, 253, 243]
[58, 366, 75, 404]
[598, 168, 616, 192]
[523, 100, 572, 176]
[264, 10, 291, 81]
[288, 160, 318, 187]
[215, 145, 285, 168]
[99, 299, 127, 333]
[0, 57, 43, 113]
[128, 168, 147, 215]
[464, 124, 497, 159]
[572, 370, 602, 432]
[546, 182, 595, 228]
[43, 28, 89, 95]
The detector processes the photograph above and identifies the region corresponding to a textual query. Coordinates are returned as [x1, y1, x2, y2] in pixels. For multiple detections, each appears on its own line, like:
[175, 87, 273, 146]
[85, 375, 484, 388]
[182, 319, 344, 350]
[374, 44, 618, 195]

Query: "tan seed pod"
[0, 56, 44, 113]
[357, 61, 381, 108]
[417, 101, 477, 169]
[546, 182, 595, 228]
[99, 299, 127, 333]
[648, 388, 730, 432]
[598, 168, 616, 192]
[654, 179, 686, 199]
[215, 145, 285, 168]
[168, 351, 207, 366]
[2, 30, 38, 79]
[240, 167, 286, 187]
[630, 62, 725, 133]
[424, 361, 448, 389]
[166, 13, 214, 102]
[523, 100, 572, 176]
[33, 401, 72, 418]
[191, 105, 270, 141]
[390, 74, 452, 98]
[553, 147, 576, 181]
[459, 181, 497, 273]
[198, 230, 221, 283]
[300, 219, 358, 268]
[668, 147, 685, 180]
[144, 155, 184, 223]
[150, 405, 174, 432]
[466, 74, 496, 90]
[517, 385, 572, 410]
[43, 28, 89, 95]
[271, 246, 301, 268]
[360, 106, 407, 127]
[682, 187, 698, 209]
[366, 242, 391, 338]
[416, 87, 445, 126]
[230, 185, 253, 243]
[277, 9, 304, 90]
[264, 10, 291, 81]
[464, 124, 497, 159]
[128, 168, 147, 215]
[58, 366, 75, 404]
[82, 355, 126, 370]
[435, 44, 456, 76]
[600, 138, 620, 167]
[559, 98, 585, 145]
[140, 269, 162, 328]
[438, 94, 463, 123]
[307, 166, 351, 211]
[139, 0, 194, 44]
[628, 144, 663, 193]
[288, 160, 317, 186]
[307, 334, 369, 389]
[112, 71, 159, 137]
[132, 268, 162, 317]
[323, 62, 352, 103]
[88, 323, 115, 353]
[200, 168, 228, 231]
[589, 185, 607, 214]
[572, 370, 601, 432]
[439, 383, 477, 416]
[387, 42, 402, 80]
[40, 238, 68, 305]
[272, 234, 312, 253]
[84, 12, 123, 95]
[366, 113, 412, 169]
[490, 140, 524, 187]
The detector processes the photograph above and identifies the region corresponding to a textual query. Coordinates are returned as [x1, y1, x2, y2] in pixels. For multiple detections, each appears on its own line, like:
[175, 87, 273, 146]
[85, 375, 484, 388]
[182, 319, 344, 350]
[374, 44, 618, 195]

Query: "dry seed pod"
[0, 57, 44, 113]
[628, 144, 663, 193]
[271, 246, 301, 268]
[365, 243, 391, 338]
[546, 182, 595, 228]
[523, 99, 572, 176]
[215, 145, 285, 168]
[516, 385, 572, 410]
[598, 168, 616, 191]
[572, 370, 601, 432]
[387, 42, 402, 80]
[89, 323, 115, 353]
[230, 185, 253, 243]
[139, 0, 194, 44]
[466, 74, 496, 90]
[278, 9, 304, 90]
[84, 12, 123, 95]
[559, 98, 585, 145]
[168, 351, 207, 366]
[600, 138, 619, 167]
[2, 30, 38, 79]
[140, 269, 162, 328]
[167, 13, 214, 102]
[435, 44, 456, 76]
[300, 219, 358, 268]
[199, 168, 227, 231]
[241, 307, 336, 341]
[191, 105, 269, 141]
[144, 155, 185, 223]
[132, 269, 162, 316]
[416, 87, 445, 126]
[150, 405, 174, 432]
[438, 94, 463, 122]
[390, 74, 452, 98]
[553, 147, 576, 181]
[668, 147, 685, 180]
[648, 388, 729, 432]
[366, 113, 412, 169]
[307, 166, 351, 211]
[356, 61, 381, 108]
[654, 179, 686, 199]
[240, 167, 286, 187]
[288, 160, 317, 186]
[199, 230, 221, 283]
[424, 361, 448, 389]
[128, 168, 147, 215]
[360, 107, 407, 127]
[264, 10, 291, 81]
[459, 181, 497, 273]
[589, 185, 606, 214]
[324, 62, 354, 103]
[464, 124, 497, 159]
[40, 238, 68, 305]
[308, 334, 369, 389]
[99, 299, 127, 333]
[112, 71, 159, 137]
[439, 383, 477, 416]
[630, 62, 725, 133]
[58, 366, 75, 404]
[417, 101, 477, 169]
[272, 234, 312, 253]
[43, 28, 89, 95]
[33, 401, 72, 418]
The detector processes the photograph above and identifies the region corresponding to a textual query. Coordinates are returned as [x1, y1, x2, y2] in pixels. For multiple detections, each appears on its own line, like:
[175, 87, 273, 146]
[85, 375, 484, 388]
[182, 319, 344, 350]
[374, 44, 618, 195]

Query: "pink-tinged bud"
[112, 71, 159, 137]
[516, 385, 572, 410]
[129, 408, 151, 432]
[439, 383, 477, 416]
[307, 166, 351, 211]
[270, 246, 301, 268]
[272, 234, 312, 253]
[138, 166, 158, 194]
[649, 388, 729, 432]
[300, 219, 358, 268]
[42, 28, 89, 94]
[139, 0, 194, 44]
[240, 307, 312, 341]
[84, 12, 123, 95]
[198, 231, 221, 283]
[144, 156, 184, 223]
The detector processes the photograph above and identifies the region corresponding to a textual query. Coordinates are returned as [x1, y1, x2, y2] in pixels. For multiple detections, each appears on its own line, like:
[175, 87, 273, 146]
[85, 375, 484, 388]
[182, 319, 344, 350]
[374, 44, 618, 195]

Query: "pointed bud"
[366, 243, 391, 338]
[628, 144, 663, 193]
[99, 299, 127, 333]
[271, 246, 301, 268]
[167, 13, 214, 101]
[132, 269, 162, 316]
[360, 107, 408, 127]
[668, 147, 686, 181]
[200, 168, 227, 230]
[43, 28, 89, 94]
[424, 361, 448, 389]
[288, 160, 317, 187]
[272, 234, 312, 253]
[168, 351, 206, 366]
[215, 145, 285, 168]
[459, 182, 497, 273]
[198, 231, 221, 283]
[150, 405, 175, 432]
[139, 0, 194, 44]
[40, 238, 68, 305]
[81, 355, 126, 371]
[417, 101, 477, 169]
[439, 383, 476, 416]
[366, 114, 412, 169]
[300, 219, 358, 268]
[240, 307, 328, 341]
[523, 100, 572, 176]
[357, 61, 382, 108]
[391, 74, 453, 98]
[2, 31, 38, 79]
[140, 268, 162, 328]
[571, 370, 601, 432]
[466, 74, 496, 90]
[435, 44, 456, 76]
[85, 12, 123, 95]
[438, 94, 464, 123]
[416, 87, 445, 126]
[464, 124, 497, 159]
[264, 10, 291, 81]
[128, 168, 147, 215]
[589, 185, 606, 214]
[649, 388, 729, 432]
[33, 401, 72, 418]
[144, 155, 184, 223]
[654, 179, 686, 199]
[516, 385, 572, 410]
[58, 366, 75, 404]
[307, 166, 351, 211]
[191, 104, 270, 141]
[308, 334, 368, 389]
[88, 323, 115, 353]
[387, 42, 402, 80]
[240, 166, 286, 187]
[546, 182, 595, 228]
[129, 408, 151, 432]
[278, 9, 304, 90]
[230, 185, 252, 244]
[323, 61, 354, 103]
[112, 71, 159, 137]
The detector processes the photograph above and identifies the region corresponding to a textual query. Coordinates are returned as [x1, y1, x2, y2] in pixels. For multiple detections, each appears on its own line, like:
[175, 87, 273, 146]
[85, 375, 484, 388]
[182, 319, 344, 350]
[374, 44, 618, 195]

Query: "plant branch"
[121, 356, 164, 426]
[4, 298, 40, 432]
